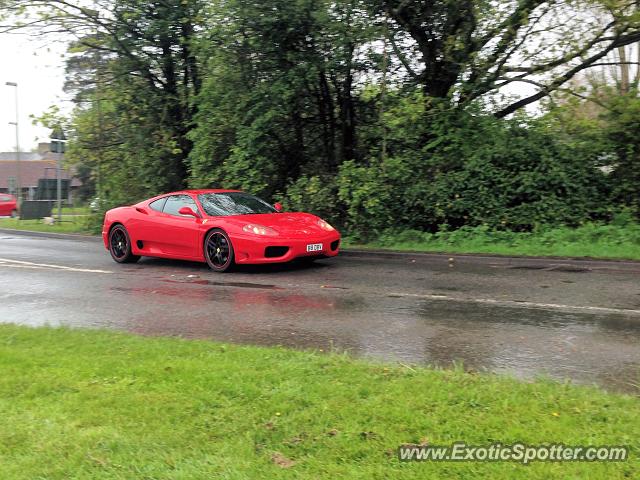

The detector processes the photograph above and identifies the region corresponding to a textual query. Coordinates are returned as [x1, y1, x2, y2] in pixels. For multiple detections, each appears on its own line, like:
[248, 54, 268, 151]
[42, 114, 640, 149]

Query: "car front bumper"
[230, 231, 341, 264]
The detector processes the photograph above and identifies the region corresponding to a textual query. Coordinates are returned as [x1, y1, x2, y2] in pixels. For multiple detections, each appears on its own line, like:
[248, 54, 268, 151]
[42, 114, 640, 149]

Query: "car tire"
[109, 224, 140, 264]
[204, 228, 235, 272]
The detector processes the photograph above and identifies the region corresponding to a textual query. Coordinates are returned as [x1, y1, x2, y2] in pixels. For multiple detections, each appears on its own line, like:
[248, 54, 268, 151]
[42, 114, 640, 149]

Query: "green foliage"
[602, 94, 640, 212]
[15, 0, 640, 242]
[332, 94, 611, 238]
[350, 219, 640, 260]
[283, 175, 341, 222]
[192, 78, 617, 240]
[0, 217, 92, 235]
[544, 90, 640, 220]
[188, 0, 376, 198]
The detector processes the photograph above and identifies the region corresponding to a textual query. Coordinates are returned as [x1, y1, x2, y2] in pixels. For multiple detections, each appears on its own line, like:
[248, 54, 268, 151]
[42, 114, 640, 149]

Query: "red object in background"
[0, 194, 18, 217]
[102, 189, 341, 272]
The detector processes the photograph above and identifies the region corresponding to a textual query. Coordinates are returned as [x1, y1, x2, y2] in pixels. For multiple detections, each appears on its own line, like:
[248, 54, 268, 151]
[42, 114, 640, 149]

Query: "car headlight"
[317, 218, 335, 231]
[243, 224, 279, 236]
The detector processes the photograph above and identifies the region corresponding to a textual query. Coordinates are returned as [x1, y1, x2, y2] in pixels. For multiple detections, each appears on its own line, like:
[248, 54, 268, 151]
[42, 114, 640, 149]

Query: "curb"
[340, 248, 640, 265]
[0, 228, 102, 243]
[339, 248, 640, 265]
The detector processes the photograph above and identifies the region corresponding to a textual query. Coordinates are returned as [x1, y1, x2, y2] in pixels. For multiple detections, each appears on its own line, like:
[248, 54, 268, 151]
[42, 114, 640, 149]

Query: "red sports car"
[102, 189, 341, 272]
[0, 194, 18, 217]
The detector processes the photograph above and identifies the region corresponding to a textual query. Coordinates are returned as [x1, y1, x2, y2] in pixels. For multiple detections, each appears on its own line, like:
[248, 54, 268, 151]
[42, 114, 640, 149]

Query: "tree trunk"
[618, 46, 630, 94]
[318, 69, 337, 169]
[339, 45, 357, 162]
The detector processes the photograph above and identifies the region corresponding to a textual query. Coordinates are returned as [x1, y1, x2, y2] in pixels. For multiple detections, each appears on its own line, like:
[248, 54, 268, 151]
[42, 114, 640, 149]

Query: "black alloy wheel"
[205, 229, 235, 272]
[109, 225, 140, 264]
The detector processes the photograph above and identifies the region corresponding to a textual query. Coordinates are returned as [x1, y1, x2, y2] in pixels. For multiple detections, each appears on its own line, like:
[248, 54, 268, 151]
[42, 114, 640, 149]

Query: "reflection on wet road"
[1, 233, 640, 393]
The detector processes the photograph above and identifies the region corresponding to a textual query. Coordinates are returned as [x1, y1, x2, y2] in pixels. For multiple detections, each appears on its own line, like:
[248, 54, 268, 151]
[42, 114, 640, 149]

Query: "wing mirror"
[178, 206, 200, 218]
[274, 202, 283, 212]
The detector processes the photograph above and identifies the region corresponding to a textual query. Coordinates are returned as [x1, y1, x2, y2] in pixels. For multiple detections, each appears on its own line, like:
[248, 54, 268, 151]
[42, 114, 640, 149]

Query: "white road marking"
[390, 292, 640, 316]
[0, 257, 113, 274]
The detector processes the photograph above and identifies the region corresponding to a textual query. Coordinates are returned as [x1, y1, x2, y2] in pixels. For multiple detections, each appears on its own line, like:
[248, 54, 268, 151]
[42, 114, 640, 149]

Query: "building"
[0, 143, 81, 201]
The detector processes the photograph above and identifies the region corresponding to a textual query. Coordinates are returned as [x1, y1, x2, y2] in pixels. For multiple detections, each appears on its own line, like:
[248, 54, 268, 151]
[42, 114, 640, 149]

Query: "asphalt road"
[1, 230, 640, 393]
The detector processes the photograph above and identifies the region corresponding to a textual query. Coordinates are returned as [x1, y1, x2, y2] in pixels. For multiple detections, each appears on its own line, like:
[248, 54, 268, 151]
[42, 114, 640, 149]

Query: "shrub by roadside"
[346, 221, 640, 261]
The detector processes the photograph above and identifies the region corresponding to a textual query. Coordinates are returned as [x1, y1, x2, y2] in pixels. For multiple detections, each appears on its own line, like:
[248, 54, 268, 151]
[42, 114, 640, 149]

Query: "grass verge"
[60, 205, 91, 216]
[0, 325, 637, 478]
[346, 223, 640, 261]
[0, 217, 91, 234]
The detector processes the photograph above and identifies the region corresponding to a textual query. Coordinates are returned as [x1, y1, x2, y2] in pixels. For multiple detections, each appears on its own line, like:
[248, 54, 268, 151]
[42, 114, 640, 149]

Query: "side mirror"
[178, 206, 199, 218]
[274, 202, 283, 212]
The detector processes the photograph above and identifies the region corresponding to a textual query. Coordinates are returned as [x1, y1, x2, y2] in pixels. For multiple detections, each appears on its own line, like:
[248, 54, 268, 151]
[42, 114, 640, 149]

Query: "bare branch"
[495, 29, 634, 118]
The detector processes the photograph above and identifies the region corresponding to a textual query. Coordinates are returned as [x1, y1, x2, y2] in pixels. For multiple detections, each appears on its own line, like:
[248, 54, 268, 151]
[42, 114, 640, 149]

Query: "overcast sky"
[0, 32, 70, 153]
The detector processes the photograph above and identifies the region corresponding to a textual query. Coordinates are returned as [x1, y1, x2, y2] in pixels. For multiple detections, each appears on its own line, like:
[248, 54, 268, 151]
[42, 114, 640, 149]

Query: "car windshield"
[198, 192, 276, 216]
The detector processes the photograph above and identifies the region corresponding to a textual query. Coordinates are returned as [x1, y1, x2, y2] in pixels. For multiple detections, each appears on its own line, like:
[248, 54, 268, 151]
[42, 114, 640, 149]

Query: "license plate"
[306, 243, 323, 252]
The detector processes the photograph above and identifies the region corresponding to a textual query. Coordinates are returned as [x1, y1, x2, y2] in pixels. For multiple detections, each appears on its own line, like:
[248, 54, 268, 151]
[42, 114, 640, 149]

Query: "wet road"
[1, 231, 640, 393]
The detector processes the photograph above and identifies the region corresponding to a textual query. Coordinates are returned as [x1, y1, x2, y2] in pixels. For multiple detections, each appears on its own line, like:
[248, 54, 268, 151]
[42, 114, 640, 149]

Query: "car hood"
[223, 213, 333, 238]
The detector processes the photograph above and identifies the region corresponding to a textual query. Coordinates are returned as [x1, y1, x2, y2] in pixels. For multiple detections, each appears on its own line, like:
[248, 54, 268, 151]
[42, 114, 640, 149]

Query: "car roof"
[139, 189, 245, 206]
[163, 189, 242, 196]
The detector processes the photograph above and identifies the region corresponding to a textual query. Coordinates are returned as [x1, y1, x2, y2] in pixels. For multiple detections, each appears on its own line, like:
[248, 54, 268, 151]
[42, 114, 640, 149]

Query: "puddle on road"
[163, 278, 284, 290]
[109, 281, 360, 312]
[509, 264, 591, 273]
[547, 265, 592, 273]
[409, 300, 640, 393]
[9, 272, 640, 394]
[101, 279, 640, 393]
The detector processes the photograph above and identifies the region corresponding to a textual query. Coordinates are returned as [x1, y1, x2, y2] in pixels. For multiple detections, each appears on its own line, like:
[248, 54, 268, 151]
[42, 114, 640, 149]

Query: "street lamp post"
[50, 127, 67, 223]
[5, 82, 21, 205]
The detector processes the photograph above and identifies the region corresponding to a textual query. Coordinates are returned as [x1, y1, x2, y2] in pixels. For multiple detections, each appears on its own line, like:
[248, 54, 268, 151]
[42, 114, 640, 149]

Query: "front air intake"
[265, 246, 289, 258]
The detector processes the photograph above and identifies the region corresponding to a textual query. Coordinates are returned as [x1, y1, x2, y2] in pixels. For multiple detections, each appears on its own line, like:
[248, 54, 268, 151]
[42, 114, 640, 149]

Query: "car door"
[130, 196, 170, 256]
[155, 194, 202, 258]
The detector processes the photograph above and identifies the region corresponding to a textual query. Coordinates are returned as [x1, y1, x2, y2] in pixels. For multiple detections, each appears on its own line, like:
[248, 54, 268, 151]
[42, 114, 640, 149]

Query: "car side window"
[163, 194, 199, 217]
[149, 197, 167, 212]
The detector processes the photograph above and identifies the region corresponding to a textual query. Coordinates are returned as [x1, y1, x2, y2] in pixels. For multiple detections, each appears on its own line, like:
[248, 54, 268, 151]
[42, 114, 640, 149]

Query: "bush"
[354, 222, 640, 260]
[283, 175, 343, 224]
[316, 97, 613, 239]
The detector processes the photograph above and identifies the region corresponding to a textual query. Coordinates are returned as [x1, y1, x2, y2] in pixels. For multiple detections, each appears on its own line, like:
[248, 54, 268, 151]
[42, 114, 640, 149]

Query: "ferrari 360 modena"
[102, 189, 341, 272]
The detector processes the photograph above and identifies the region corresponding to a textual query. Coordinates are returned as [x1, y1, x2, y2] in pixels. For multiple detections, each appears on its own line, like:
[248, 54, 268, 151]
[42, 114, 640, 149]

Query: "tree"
[374, 0, 640, 116]
[188, 0, 377, 197]
[2, 0, 204, 197]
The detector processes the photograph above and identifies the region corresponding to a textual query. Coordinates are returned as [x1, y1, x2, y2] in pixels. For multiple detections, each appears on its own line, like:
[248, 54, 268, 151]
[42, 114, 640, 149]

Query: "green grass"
[0, 217, 92, 234]
[60, 205, 91, 216]
[0, 325, 637, 479]
[347, 223, 640, 261]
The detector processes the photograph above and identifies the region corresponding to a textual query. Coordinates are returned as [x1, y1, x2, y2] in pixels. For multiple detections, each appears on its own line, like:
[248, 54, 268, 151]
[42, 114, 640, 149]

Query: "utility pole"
[50, 127, 67, 223]
[5, 82, 21, 205]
